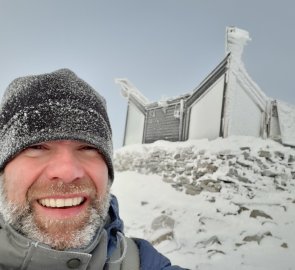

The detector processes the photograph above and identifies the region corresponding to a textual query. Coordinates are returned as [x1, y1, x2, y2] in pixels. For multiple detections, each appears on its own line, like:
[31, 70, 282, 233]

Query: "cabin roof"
[186, 53, 230, 107]
[142, 53, 230, 110]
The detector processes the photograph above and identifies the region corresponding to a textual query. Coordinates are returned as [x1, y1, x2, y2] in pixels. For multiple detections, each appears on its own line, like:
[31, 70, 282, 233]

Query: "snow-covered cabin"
[116, 27, 295, 147]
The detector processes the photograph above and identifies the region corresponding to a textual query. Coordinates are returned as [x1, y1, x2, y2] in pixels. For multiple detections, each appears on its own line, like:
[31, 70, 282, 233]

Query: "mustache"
[26, 179, 98, 202]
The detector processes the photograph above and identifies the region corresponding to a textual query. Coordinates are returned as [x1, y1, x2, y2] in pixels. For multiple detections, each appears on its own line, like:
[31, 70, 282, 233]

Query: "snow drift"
[112, 136, 295, 270]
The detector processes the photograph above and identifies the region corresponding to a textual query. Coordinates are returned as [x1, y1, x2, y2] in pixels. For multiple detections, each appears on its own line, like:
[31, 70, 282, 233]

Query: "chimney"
[225, 26, 251, 62]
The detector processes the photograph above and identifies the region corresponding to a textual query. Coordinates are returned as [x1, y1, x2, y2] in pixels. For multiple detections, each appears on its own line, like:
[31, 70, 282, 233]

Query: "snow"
[115, 78, 149, 105]
[226, 27, 251, 61]
[226, 26, 268, 108]
[112, 136, 295, 270]
[188, 77, 224, 140]
[124, 102, 145, 145]
[224, 27, 269, 138]
[277, 100, 295, 147]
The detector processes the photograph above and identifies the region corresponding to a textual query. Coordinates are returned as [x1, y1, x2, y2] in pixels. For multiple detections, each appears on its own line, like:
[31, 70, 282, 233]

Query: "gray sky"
[0, 0, 294, 149]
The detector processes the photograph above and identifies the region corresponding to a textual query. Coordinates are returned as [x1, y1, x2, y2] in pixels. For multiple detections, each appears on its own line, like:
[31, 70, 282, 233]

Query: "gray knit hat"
[0, 68, 114, 181]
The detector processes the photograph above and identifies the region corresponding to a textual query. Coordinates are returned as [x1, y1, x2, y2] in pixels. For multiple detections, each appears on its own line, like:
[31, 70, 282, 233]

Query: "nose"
[44, 149, 84, 183]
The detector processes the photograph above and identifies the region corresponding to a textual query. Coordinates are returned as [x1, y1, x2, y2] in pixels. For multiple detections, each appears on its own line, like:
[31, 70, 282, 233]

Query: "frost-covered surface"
[115, 78, 149, 105]
[226, 27, 251, 62]
[112, 136, 295, 270]
[277, 100, 295, 147]
[224, 27, 269, 137]
[227, 27, 268, 110]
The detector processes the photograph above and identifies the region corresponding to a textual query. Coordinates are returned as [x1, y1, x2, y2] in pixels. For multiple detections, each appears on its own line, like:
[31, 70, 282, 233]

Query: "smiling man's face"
[0, 140, 110, 250]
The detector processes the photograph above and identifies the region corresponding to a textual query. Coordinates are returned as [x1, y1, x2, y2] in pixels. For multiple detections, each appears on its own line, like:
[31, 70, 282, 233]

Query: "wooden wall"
[144, 104, 180, 143]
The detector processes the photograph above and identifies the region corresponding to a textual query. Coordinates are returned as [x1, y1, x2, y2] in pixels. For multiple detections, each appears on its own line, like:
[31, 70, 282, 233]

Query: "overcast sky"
[0, 0, 294, 149]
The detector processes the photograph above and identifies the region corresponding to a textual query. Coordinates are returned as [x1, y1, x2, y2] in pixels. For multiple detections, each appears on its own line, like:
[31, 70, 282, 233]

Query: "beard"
[0, 174, 111, 250]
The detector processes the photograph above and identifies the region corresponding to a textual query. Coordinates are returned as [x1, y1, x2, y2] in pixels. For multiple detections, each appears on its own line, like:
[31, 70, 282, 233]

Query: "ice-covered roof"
[115, 78, 149, 105]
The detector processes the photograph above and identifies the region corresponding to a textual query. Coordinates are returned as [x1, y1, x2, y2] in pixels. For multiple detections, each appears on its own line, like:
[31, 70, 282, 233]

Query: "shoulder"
[132, 238, 188, 270]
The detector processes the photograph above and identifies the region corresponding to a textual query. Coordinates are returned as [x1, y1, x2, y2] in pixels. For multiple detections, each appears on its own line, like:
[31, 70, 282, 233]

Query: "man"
[0, 69, 186, 269]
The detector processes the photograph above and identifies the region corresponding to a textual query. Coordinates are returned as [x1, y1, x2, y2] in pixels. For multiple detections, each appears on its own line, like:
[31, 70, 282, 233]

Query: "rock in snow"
[112, 136, 295, 270]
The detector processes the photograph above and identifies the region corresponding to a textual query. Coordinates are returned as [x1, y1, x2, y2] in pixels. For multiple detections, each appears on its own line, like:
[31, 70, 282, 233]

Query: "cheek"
[4, 164, 36, 204]
[89, 162, 109, 194]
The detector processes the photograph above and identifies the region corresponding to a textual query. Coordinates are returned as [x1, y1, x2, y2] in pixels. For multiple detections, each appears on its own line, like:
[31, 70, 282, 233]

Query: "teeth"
[39, 197, 84, 208]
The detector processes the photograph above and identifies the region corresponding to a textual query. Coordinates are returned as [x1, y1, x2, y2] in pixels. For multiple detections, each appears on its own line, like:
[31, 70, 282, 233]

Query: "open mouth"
[38, 197, 85, 208]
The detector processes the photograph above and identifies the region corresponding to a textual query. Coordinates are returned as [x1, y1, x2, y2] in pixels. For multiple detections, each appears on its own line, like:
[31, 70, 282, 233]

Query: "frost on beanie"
[0, 68, 114, 181]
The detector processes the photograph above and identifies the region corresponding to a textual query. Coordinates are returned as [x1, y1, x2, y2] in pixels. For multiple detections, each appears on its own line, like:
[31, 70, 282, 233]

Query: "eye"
[22, 144, 48, 157]
[27, 144, 46, 150]
[80, 145, 98, 151]
[79, 144, 101, 157]
[84, 147, 99, 153]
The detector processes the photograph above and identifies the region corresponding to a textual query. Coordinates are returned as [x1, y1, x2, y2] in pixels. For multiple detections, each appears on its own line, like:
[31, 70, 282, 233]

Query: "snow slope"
[112, 136, 295, 270]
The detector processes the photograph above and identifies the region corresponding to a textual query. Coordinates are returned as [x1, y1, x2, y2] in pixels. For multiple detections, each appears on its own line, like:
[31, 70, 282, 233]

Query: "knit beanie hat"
[0, 68, 114, 181]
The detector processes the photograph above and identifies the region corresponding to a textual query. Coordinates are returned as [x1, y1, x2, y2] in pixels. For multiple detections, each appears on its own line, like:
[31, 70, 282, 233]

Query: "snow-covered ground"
[112, 136, 295, 270]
